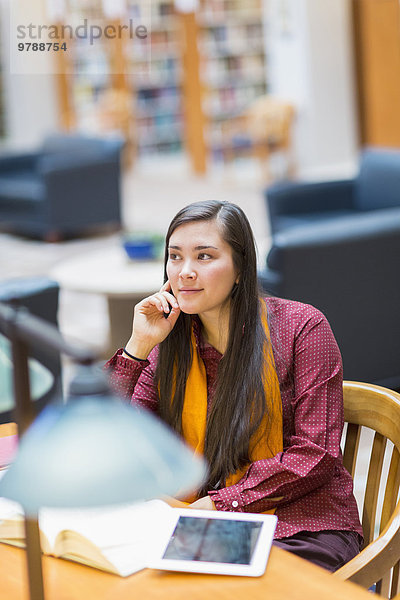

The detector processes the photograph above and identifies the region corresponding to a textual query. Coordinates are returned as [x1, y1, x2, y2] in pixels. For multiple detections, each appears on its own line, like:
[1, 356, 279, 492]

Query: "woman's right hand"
[124, 280, 181, 360]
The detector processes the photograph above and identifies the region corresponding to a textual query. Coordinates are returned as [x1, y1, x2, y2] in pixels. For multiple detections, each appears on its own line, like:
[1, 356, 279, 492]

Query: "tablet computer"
[149, 508, 277, 577]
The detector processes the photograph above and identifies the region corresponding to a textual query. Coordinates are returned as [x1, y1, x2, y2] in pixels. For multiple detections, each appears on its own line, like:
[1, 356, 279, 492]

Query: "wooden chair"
[97, 88, 136, 168]
[221, 95, 295, 182]
[334, 381, 400, 597]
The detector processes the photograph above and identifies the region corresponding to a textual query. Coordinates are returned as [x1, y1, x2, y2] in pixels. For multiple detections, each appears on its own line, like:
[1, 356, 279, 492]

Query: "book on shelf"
[0, 493, 172, 577]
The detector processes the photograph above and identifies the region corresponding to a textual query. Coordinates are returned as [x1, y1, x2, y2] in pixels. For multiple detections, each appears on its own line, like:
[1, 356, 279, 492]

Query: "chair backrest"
[334, 381, 400, 597]
[356, 148, 400, 212]
[260, 208, 400, 389]
[246, 96, 295, 147]
[41, 134, 123, 157]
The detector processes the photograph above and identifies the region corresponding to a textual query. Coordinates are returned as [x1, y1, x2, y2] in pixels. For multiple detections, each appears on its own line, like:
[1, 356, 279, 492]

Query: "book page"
[0, 493, 52, 553]
[0, 496, 23, 521]
[0, 496, 25, 544]
[41, 499, 170, 548]
[0, 471, 173, 577]
[40, 499, 172, 575]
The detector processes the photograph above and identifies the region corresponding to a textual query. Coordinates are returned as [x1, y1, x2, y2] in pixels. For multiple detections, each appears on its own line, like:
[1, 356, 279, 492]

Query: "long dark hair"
[156, 200, 275, 495]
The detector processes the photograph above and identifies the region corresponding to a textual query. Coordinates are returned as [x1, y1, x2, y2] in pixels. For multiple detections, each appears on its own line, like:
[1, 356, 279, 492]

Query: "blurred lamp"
[0, 303, 206, 600]
[1, 365, 205, 512]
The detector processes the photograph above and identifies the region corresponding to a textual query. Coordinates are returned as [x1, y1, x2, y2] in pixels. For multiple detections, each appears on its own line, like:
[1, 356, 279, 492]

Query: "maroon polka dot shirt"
[105, 297, 363, 540]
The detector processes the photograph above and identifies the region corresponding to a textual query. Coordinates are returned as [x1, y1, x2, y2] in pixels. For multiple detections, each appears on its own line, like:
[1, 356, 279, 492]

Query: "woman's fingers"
[160, 280, 171, 293]
[142, 293, 168, 313]
[138, 279, 179, 316]
[162, 291, 179, 310]
[140, 291, 178, 315]
[129, 283, 180, 352]
[165, 303, 181, 327]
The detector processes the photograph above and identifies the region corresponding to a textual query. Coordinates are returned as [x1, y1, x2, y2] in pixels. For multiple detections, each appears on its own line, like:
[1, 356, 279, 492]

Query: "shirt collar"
[191, 315, 222, 356]
[191, 315, 203, 347]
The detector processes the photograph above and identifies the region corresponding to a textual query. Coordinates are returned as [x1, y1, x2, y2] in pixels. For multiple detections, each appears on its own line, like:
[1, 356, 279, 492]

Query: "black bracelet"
[123, 347, 148, 362]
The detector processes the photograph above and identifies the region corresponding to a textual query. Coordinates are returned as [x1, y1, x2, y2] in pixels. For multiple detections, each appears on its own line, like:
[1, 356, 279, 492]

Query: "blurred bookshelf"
[65, 0, 113, 133]
[130, 0, 184, 155]
[57, 0, 268, 165]
[198, 0, 268, 160]
[63, 0, 183, 157]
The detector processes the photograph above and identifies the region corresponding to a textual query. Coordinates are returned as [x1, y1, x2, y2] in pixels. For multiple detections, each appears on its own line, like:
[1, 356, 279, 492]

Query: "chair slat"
[381, 447, 400, 534]
[343, 423, 361, 477]
[363, 432, 387, 544]
[391, 561, 400, 598]
[380, 571, 391, 598]
[335, 381, 400, 596]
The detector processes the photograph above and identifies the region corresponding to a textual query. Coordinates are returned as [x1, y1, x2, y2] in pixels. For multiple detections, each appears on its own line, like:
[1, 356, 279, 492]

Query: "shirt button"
[231, 500, 239, 508]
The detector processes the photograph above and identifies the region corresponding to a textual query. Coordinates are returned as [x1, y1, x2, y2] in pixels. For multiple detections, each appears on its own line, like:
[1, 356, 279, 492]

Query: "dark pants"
[273, 530, 363, 572]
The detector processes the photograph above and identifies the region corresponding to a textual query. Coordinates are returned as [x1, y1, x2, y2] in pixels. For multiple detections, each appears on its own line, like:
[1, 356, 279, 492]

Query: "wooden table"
[0, 423, 17, 437]
[0, 424, 372, 600]
[0, 540, 373, 600]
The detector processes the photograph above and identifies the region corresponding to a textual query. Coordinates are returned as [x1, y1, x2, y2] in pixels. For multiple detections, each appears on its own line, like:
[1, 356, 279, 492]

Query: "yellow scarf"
[181, 302, 283, 503]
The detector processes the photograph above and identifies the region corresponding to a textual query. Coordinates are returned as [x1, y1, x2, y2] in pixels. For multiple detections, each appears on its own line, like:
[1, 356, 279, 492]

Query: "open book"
[0, 495, 172, 576]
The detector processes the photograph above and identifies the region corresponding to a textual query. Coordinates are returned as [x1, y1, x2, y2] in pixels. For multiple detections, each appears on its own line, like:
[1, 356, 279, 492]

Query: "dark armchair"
[0, 277, 62, 422]
[265, 147, 400, 235]
[258, 209, 400, 390]
[0, 134, 123, 240]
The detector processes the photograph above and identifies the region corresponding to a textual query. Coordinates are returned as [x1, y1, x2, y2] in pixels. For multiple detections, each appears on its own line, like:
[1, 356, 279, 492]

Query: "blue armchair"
[0, 134, 123, 240]
[258, 209, 400, 390]
[265, 147, 400, 234]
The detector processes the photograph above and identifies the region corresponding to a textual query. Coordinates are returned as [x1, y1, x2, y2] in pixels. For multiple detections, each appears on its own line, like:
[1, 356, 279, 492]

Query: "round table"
[50, 247, 165, 356]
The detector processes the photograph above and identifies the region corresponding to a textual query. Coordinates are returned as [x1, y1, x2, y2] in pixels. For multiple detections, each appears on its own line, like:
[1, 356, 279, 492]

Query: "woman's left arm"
[208, 307, 344, 513]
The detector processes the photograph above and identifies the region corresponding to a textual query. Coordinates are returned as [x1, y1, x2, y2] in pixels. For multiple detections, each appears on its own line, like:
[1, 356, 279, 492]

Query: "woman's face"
[166, 220, 238, 319]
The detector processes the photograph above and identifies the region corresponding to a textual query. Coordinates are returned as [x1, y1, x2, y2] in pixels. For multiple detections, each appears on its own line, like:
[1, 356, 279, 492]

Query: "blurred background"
[1, 0, 400, 556]
[0, 0, 399, 363]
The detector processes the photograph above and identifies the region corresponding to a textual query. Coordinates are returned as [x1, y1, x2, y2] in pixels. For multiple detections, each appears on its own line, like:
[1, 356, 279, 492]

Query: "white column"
[0, 0, 58, 149]
[265, 0, 359, 180]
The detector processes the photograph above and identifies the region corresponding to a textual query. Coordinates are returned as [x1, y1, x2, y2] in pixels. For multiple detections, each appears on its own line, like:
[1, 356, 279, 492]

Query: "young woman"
[106, 200, 363, 571]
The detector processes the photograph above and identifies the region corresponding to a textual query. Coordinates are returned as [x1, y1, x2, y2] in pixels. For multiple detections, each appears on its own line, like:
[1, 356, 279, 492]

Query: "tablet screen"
[162, 515, 263, 565]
